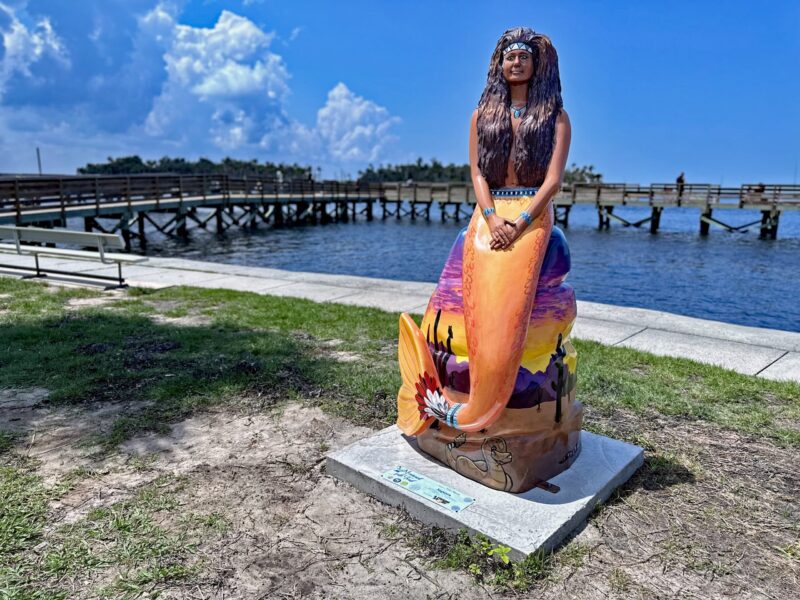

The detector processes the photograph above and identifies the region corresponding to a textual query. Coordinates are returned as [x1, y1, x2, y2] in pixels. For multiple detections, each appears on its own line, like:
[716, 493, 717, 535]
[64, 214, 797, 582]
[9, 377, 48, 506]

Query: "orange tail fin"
[396, 312, 441, 435]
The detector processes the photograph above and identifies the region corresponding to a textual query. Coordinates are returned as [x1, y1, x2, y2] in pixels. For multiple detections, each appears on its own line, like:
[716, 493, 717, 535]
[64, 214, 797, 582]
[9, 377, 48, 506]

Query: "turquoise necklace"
[511, 103, 526, 119]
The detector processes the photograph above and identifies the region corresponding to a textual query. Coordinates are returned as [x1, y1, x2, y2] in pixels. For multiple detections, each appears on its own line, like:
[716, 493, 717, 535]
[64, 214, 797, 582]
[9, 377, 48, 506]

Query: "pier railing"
[2, 175, 799, 215]
[0, 175, 387, 218]
[0, 175, 798, 241]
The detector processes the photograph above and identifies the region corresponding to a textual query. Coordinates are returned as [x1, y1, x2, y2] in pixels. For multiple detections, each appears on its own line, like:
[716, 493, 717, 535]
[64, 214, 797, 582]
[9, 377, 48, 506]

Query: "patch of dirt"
[35, 404, 491, 598]
[0, 386, 50, 409]
[65, 293, 125, 310]
[1, 391, 152, 484]
[149, 313, 214, 327]
[543, 407, 800, 600]
[141, 299, 215, 327]
[326, 350, 362, 363]
[316, 338, 362, 362]
[4, 383, 799, 598]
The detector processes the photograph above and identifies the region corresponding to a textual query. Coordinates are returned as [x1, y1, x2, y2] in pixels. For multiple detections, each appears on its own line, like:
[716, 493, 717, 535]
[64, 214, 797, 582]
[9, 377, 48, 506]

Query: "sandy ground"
[2, 385, 799, 599]
[3, 390, 492, 599]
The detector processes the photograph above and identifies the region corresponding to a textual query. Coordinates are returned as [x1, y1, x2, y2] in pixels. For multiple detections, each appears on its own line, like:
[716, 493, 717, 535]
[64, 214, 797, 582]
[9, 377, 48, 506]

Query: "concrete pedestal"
[327, 427, 643, 560]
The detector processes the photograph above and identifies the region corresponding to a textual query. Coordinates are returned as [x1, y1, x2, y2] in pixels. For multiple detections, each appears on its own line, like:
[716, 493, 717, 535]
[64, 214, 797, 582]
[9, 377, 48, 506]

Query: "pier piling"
[700, 207, 712, 235]
[120, 215, 131, 251]
[555, 205, 571, 228]
[176, 209, 188, 239]
[650, 207, 663, 234]
[597, 206, 613, 230]
[137, 214, 147, 249]
[759, 209, 780, 240]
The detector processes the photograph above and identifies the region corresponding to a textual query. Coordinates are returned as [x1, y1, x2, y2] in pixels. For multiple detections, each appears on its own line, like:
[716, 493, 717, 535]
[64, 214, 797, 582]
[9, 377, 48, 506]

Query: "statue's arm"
[469, 109, 495, 217]
[470, 109, 514, 247]
[517, 109, 572, 224]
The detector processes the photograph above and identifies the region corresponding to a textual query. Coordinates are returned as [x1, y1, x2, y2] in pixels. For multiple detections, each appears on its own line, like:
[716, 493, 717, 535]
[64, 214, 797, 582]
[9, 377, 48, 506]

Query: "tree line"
[358, 158, 602, 184]
[78, 156, 603, 183]
[78, 156, 314, 179]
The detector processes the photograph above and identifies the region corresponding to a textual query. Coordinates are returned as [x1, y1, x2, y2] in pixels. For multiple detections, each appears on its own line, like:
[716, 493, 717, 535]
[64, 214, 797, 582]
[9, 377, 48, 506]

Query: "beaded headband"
[503, 41, 534, 55]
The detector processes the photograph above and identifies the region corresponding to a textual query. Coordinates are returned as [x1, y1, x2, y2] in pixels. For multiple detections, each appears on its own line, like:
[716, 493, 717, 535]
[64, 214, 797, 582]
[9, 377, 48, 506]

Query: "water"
[137, 204, 800, 333]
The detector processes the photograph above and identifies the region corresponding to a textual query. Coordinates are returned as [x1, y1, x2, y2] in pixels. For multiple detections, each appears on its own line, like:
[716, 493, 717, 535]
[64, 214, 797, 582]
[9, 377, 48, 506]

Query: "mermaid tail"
[397, 199, 554, 434]
[396, 312, 437, 434]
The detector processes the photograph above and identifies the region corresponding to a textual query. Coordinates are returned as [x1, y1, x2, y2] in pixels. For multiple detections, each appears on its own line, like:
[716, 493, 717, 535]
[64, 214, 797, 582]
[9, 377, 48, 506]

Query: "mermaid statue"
[396, 27, 581, 494]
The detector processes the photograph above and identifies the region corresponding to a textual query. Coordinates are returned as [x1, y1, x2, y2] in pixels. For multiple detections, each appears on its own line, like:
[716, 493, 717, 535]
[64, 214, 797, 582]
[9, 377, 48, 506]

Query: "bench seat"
[0, 225, 148, 289]
[0, 243, 148, 264]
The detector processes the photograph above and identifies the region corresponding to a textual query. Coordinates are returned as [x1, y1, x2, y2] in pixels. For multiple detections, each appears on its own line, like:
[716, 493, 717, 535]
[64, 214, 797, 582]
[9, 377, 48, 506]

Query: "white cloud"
[0, 3, 400, 176]
[316, 83, 400, 162]
[0, 1, 69, 98]
[143, 8, 289, 146]
[140, 7, 398, 170]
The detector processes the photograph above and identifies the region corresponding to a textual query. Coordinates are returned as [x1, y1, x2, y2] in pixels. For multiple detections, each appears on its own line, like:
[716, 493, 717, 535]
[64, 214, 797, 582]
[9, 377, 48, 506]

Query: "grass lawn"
[1, 277, 798, 598]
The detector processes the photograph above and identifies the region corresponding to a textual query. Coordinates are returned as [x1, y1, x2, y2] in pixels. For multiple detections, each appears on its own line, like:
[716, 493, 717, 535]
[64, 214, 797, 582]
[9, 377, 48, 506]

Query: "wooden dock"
[0, 175, 798, 248]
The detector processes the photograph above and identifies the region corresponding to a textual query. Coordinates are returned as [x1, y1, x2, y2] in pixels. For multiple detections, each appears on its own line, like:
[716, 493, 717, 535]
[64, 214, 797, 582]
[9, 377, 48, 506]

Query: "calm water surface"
[139, 205, 800, 332]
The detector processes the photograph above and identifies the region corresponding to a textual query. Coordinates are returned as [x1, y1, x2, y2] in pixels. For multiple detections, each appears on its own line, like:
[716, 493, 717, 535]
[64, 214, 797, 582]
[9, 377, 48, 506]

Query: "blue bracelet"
[519, 210, 533, 225]
[483, 207, 495, 217]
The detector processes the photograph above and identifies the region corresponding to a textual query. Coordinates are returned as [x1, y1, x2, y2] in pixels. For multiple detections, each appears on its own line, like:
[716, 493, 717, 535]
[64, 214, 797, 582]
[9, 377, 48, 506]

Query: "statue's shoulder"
[557, 108, 571, 133]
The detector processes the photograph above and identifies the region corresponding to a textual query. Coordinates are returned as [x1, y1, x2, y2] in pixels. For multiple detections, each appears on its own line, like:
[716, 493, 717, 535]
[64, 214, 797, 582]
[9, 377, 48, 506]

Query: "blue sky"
[0, 0, 798, 184]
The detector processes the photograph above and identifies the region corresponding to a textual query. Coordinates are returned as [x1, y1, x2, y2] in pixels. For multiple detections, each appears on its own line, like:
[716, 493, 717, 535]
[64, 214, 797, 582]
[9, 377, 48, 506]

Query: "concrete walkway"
[1, 253, 798, 383]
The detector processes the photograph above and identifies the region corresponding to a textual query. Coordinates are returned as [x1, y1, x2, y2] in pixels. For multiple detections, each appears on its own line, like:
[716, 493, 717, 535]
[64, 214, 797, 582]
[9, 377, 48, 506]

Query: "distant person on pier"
[676, 171, 685, 199]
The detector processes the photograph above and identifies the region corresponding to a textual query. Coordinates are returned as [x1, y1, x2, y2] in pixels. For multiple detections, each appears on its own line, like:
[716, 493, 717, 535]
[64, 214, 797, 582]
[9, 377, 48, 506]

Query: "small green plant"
[609, 567, 631, 593]
[128, 454, 159, 472]
[380, 522, 400, 540]
[428, 529, 553, 590]
[487, 543, 511, 564]
[778, 541, 800, 561]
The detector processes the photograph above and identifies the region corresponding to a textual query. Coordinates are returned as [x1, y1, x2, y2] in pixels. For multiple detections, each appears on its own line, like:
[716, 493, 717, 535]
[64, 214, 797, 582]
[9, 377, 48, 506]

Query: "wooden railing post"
[59, 177, 66, 222]
[13, 178, 21, 222]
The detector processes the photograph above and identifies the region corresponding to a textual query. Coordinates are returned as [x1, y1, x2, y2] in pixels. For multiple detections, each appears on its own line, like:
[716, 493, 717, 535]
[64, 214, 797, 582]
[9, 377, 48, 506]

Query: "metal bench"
[0, 225, 147, 289]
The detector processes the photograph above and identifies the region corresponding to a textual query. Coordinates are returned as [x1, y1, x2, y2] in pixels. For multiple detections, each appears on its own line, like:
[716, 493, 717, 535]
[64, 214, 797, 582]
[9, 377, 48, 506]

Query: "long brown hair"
[477, 27, 563, 188]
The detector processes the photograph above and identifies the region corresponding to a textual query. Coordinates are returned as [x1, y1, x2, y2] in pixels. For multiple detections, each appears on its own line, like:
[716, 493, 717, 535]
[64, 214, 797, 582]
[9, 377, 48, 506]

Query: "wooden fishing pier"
[0, 174, 797, 249]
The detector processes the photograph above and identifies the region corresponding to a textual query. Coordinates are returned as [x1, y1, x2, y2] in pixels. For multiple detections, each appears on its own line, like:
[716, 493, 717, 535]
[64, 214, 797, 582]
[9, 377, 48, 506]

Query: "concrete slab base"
[327, 426, 643, 560]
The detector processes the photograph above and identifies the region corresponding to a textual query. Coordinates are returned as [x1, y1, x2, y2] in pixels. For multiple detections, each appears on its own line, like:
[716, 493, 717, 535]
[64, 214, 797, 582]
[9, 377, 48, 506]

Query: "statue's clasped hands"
[488, 214, 522, 250]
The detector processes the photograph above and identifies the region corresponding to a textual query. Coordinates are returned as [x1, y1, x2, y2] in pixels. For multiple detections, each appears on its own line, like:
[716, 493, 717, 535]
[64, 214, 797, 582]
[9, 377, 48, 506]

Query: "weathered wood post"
[759, 208, 780, 240]
[597, 206, 612, 229]
[120, 213, 132, 252]
[700, 206, 712, 235]
[650, 206, 662, 234]
[318, 201, 327, 224]
[176, 208, 188, 239]
[138, 213, 147, 250]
